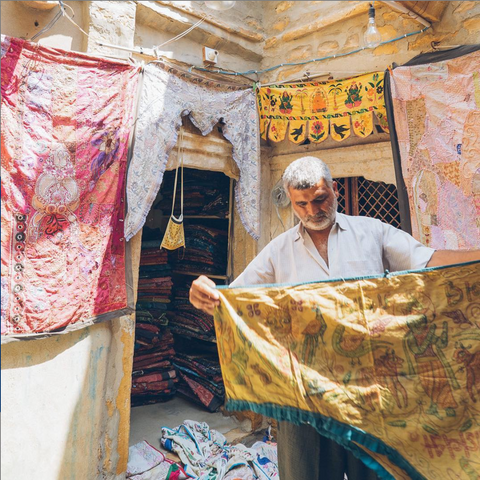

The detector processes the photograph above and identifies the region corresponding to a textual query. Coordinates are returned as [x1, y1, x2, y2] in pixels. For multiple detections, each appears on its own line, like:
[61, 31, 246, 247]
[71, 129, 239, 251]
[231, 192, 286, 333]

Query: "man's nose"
[306, 203, 321, 216]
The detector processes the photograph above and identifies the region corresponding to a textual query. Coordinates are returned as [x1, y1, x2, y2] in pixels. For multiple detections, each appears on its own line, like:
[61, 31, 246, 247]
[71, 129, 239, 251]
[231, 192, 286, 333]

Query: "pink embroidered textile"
[390, 50, 480, 249]
[1, 36, 138, 339]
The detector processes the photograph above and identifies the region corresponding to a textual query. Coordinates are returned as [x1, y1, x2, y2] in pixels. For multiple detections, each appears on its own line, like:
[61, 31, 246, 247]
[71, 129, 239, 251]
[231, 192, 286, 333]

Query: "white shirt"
[231, 213, 435, 287]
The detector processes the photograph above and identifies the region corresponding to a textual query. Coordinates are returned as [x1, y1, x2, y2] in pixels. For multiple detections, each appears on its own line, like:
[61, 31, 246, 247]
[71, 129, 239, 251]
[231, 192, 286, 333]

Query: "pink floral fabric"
[390, 51, 480, 249]
[1, 36, 139, 338]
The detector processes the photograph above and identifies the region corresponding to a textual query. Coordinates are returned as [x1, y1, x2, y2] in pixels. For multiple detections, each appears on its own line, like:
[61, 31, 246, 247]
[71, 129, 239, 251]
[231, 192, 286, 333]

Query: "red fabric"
[1, 36, 139, 336]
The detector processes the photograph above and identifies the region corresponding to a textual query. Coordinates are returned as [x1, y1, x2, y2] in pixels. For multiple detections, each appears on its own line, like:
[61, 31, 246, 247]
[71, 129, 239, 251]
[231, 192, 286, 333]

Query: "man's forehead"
[289, 180, 331, 195]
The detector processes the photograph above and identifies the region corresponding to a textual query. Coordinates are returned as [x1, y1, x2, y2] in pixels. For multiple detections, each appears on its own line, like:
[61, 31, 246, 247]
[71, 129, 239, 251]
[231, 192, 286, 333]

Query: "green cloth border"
[226, 400, 426, 480]
[216, 259, 479, 290]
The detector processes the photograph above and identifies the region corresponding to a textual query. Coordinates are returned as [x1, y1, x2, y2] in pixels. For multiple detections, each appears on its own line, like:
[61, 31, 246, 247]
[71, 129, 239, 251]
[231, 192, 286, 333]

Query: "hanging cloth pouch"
[161, 129, 185, 251]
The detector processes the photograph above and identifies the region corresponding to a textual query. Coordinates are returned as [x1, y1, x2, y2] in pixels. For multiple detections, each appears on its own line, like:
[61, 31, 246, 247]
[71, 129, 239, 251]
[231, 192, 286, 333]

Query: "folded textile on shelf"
[172, 352, 224, 412]
[133, 370, 177, 382]
[132, 324, 177, 406]
[174, 353, 223, 381]
[136, 303, 169, 312]
[168, 285, 215, 341]
[135, 324, 174, 352]
[173, 225, 228, 276]
[131, 378, 177, 394]
[139, 266, 172, 279]
[156, 170, 230, 217]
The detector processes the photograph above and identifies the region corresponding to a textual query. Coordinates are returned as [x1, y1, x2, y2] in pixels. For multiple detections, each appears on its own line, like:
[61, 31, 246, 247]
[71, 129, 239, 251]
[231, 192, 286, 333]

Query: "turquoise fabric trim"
[226, 400, 427, 480]
[216, 259, 479, 290]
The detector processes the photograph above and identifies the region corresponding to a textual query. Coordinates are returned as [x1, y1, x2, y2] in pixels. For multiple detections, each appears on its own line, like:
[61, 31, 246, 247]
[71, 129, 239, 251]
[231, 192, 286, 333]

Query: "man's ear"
[332, 181, 339, 198]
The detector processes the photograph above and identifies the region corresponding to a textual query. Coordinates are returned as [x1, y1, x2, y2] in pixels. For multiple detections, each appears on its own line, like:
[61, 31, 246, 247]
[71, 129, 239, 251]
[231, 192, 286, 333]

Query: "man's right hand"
[189, 275, 220, 316]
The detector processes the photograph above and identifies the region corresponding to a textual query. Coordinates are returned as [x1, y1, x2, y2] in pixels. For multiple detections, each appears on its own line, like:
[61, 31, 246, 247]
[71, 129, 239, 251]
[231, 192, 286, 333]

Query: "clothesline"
[28, 0, 432, 88]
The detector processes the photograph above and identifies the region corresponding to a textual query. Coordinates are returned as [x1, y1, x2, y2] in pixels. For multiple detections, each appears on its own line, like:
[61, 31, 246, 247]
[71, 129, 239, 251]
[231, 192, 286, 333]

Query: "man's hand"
[189, 275, 220, 315]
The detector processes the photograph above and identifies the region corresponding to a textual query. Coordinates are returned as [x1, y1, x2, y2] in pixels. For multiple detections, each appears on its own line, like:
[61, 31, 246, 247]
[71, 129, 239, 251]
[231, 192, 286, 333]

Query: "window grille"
[334, 177, 401, 229]
[335, 177, 348, 214]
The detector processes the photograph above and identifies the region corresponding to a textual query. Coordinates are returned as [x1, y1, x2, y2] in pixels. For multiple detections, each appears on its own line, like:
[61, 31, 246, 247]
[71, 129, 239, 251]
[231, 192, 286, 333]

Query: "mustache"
[305, 213, 327, 221]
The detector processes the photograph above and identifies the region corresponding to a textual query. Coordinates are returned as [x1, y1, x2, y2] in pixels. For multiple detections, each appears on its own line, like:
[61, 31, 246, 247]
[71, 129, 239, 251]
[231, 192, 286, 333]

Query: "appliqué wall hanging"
[257, 72, 389, 144]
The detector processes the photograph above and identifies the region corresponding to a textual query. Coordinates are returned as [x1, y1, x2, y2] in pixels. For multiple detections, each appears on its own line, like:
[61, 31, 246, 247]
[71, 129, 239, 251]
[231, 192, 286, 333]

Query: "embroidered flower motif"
[310, 121, 326, 141]
[354, 118, 367, 136]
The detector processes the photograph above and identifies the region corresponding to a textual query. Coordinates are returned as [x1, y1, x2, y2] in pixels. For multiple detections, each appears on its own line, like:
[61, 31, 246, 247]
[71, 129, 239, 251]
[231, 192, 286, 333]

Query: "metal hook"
[31, 1, 66, 42]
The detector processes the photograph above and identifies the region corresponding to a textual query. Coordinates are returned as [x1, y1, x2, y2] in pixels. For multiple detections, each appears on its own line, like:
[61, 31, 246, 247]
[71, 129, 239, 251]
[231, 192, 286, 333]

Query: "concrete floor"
[129, 396, 253, 456]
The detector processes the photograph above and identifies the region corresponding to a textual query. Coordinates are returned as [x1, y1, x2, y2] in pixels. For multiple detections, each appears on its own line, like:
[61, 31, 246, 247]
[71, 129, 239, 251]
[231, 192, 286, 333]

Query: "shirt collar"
[335, 212, 348, 231]
[294, 212, 347, 242]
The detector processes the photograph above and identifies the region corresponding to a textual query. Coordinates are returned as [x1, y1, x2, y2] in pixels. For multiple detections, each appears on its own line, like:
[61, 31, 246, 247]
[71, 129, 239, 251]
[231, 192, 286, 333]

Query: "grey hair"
[282, 156, 333, 191]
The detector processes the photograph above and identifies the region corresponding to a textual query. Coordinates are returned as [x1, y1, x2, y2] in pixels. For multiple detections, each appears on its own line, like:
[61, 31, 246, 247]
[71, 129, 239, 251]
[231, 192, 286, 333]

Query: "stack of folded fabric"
[138, 248, 172, 302]
[158, 170, 230, 217]
[137, 246, 173, 323]
[131, 324, 178, 407]
[172, 352, 225, 412]
[168, 283, 216, 342]
[132, 244, 178, 407]
[173, 225, 228, 276]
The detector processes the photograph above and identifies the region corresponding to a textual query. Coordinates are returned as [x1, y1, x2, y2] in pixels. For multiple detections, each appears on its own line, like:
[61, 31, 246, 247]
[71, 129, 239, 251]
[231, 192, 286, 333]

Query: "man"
[189, 156, 480, 480]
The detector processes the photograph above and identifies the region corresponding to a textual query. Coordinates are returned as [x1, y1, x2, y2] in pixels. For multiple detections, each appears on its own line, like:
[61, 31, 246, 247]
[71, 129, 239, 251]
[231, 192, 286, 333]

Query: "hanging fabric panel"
[124, 61, 260, 241]
[1, 36, 139, 339]
[389, 49, 480, 249]
[214, 261, 480, 480]
[257, 72, 389, 144]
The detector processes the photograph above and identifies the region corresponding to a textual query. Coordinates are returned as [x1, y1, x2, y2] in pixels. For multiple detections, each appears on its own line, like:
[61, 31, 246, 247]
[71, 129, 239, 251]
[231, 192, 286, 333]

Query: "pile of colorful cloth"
[157, 170, 230, 217]
[168, 284, 216, 342]
[172, 352, 225, 412]
[132, 325, 178, 407]
[161, 420, 279, 479]
[127, 440, 188, 479]
[173, 225, 228, 276]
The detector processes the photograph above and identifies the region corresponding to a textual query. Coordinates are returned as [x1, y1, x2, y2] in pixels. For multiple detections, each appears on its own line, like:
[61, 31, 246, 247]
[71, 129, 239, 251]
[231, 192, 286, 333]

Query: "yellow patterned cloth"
[257, 72, 389, 144]
[214, 262, 480, 480]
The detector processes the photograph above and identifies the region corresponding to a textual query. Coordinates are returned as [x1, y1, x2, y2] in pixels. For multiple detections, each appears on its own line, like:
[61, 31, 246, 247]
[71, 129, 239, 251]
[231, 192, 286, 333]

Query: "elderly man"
[189, 156, 480, 480]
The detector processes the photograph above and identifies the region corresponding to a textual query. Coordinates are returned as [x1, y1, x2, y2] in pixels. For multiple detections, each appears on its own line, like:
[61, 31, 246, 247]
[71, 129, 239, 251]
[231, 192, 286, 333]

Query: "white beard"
[296, 197, 338, 231]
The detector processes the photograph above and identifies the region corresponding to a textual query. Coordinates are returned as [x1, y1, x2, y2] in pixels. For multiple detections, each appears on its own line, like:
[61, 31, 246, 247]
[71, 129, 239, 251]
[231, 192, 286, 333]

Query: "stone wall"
[257, 1, 480, 242]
